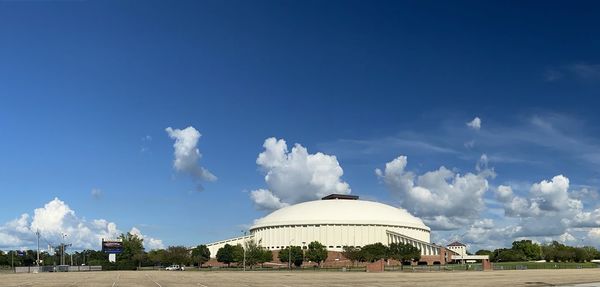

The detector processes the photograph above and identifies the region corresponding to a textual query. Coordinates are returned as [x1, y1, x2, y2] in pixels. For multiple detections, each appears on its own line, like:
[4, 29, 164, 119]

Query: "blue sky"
[1, 0, 600, 251]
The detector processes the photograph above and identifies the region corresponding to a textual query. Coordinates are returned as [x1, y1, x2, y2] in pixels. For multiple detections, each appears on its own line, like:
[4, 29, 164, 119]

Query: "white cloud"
[250, 189, 289, 210]
[166, 126, 216, 191]
[544, 68, 564, 82]
[588, 229, 600, 241]
[568, 63, 600, 80]
[0, 198, 162, 252]
[140, 135, 152, 153]
[470, 174, 600, 247]
[250, 137, 350, 210]
[91, 188, 103, 199]
[376, 155, 490, 230]
[466, 117, 481, 130]
[495, 185, 514, 203]
[129, 227, 164, 250]
[530, 175, 570, 211]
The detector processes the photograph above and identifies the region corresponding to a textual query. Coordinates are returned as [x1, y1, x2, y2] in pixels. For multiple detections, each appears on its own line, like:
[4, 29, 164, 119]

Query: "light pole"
[241, 231, 247, 271]
[61, 233, 67, 266]
[302, 242, 306, 267]
[36, 230, 40, 268]
[288, 239, 294, 270]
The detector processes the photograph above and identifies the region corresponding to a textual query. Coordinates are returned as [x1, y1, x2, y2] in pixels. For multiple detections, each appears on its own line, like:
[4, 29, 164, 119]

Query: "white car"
[165, 265, 181, 271]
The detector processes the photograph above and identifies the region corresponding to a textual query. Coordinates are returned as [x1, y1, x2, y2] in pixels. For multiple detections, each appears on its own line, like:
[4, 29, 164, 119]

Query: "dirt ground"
[0, 269, 599, 287]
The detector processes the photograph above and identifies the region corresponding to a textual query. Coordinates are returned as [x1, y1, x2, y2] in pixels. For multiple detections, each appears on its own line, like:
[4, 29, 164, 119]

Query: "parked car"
[165, 264, 181, 271]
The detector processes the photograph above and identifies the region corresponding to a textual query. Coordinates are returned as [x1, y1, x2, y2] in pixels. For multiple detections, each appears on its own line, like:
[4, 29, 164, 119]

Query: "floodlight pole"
[36, 230, 40, 267]
[302, 242, 306, 263]
[242, 231, 247, 271]
[61, 233, 67, 265]
[288, 239, 294, 270]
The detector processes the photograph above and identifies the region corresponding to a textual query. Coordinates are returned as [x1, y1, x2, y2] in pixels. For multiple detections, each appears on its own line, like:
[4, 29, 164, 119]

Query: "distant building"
[446, 241, 490, 265]
[206, 195, 466, 265]
[447, 241, 468, 257]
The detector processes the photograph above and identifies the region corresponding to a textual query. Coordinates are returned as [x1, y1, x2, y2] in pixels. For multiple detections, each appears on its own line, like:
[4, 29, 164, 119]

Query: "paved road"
[1, 269, 600, 287]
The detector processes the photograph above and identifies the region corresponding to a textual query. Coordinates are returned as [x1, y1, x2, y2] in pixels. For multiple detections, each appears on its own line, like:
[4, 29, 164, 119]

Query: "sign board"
[101, 239, 123, 254]
[17, 250, 26, 256]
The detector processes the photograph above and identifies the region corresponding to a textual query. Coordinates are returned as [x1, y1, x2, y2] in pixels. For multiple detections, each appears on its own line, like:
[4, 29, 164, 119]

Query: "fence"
[14, 265, 102, 273]
[492, 262, 597, 270]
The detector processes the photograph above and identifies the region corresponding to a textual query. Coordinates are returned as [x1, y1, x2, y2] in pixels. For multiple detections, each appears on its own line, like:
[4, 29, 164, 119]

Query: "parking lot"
[1, 269, 600, 287]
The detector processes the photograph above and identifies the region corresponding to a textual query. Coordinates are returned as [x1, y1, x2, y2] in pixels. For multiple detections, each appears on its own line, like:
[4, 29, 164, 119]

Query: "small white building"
[447, 241, 467, 257]
[446, 241, 489, 263]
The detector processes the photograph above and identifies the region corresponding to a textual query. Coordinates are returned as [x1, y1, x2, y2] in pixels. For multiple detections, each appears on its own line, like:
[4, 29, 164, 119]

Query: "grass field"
[492, 261, 598, 270]
[1, 269, 600, 287]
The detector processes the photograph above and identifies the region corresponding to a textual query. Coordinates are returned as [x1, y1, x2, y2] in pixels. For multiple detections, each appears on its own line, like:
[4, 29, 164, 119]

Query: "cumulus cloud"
[129, 227, 164, 250]
[0, 198, 162, 251]
[467, 174, 600, 248]
[494, 175, 599, 230]
[250, 137, 350, 210]
[376, 155, 491, 230]
[250, 189, 289, 210]
[466, 117, 481, 130]
[166, 126, 216, 191]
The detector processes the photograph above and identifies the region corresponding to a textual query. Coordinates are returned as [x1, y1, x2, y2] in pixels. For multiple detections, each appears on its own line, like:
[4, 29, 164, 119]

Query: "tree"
[475, 249, 492, 256]
[388, 242, 420, 268]
[542, 241, 575, 262]
[260, 249, 273, 267]
[360, 243, 389, 262]
[191, 245, 211, 267]
[232, 244, 244, 265]
[305, 241, 328, 267]
[496, 249, 526, 262]
[117, 232, 145, 268]
[147, 249, 167, 266]
[278, 246, 303, 267]
[512, 240, 541, 260]
[342, 246, 363, 266]
[244, 240, 272, 269]
[164, 246, 191, 266]
[216, 244, 236, 267]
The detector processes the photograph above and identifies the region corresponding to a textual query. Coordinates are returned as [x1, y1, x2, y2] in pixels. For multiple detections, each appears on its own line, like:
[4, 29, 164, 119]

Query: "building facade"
[207, 195, 449, 262]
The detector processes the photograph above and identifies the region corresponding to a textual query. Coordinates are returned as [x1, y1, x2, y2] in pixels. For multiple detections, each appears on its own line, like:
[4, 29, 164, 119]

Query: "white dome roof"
[250, 199, 429, 231]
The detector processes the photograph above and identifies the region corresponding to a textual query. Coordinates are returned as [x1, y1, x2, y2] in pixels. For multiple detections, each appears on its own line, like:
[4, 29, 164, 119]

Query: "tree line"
[0, 232, 212, 270]
[475, 240, 600, 263]
[342, 242, 421, 267]
[214, 241, 421, 268]
[5, 235, 598, 269]
[215, 240, 332, 268]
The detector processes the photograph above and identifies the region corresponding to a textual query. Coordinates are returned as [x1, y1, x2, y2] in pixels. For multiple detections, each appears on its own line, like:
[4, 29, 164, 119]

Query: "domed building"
[206, 194, 451, 265]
